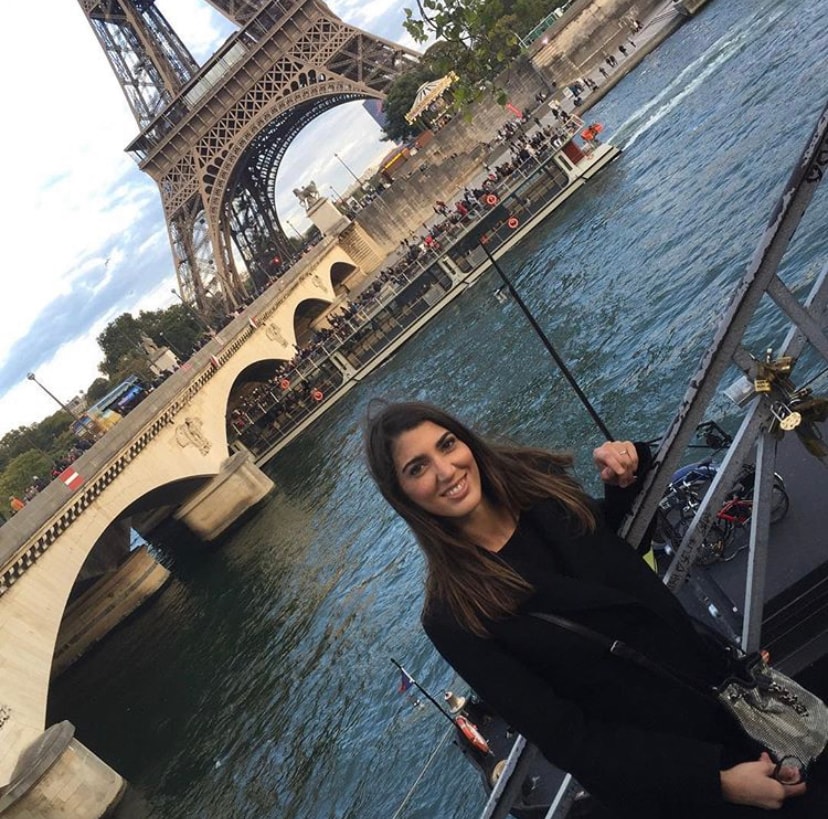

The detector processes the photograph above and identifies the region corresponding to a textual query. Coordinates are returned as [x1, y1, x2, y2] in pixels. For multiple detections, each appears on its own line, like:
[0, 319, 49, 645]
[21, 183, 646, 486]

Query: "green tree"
[148, 304, 204, 359]
[86, 377, 112, 404]
[404, 0, 562, 104]
[382, 68, 438, 142]
[0, 449, 54, 508]
[0, 428, 34, 474]
[96, 304, 205, 379]
[97, 313, 146, 378]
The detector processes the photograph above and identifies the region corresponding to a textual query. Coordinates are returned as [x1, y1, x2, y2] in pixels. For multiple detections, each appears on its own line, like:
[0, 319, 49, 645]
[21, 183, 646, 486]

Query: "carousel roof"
[405, 72, 458, 124]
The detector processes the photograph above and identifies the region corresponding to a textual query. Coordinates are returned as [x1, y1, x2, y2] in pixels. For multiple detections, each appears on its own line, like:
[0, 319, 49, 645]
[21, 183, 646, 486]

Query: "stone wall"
[353, 0, 678, 253]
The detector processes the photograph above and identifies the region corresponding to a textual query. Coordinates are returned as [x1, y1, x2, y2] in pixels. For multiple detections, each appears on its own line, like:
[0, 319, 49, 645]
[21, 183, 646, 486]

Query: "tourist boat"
[231, 116, 621, 465]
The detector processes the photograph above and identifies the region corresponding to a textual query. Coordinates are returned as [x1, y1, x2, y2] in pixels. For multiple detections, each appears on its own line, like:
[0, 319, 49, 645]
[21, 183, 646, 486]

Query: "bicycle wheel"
[695, 523, 728, 566]
[718, 520, 749, 562]
[676, 509, 727, 566]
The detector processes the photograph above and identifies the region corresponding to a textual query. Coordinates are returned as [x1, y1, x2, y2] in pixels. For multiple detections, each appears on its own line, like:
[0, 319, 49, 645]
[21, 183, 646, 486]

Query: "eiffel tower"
[77, 0, 420, 316]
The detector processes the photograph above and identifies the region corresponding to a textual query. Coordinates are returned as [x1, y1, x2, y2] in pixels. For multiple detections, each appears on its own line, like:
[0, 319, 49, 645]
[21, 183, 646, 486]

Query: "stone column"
[174, 450, 274, 540]
[0, 722, 125, 818]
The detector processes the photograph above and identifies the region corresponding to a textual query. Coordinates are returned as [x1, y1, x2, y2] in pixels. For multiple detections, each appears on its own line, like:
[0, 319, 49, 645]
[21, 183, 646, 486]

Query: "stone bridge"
[0, 231, 381, 815]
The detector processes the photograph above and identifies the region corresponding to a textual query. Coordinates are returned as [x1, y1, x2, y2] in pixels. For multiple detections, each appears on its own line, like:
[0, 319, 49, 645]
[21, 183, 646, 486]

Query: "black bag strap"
[527, 610, 711, 695]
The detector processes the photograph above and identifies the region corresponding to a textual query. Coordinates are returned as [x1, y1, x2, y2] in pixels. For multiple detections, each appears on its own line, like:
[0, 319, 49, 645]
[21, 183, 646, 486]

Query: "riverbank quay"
[562, 1, 695, 115]
[352, 0, 704, 252]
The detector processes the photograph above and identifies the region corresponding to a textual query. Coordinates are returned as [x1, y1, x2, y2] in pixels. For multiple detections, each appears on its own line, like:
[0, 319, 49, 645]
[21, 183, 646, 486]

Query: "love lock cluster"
[752, 352, 828, 457]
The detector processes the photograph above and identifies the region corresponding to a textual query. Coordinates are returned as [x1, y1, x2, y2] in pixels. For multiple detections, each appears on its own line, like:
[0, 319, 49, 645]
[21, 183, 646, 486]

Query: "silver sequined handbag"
[716, 653, 828, 765]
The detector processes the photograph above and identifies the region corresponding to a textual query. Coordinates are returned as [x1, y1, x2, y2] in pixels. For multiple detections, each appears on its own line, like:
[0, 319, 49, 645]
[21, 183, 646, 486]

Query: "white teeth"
[444, 477, 466, 497]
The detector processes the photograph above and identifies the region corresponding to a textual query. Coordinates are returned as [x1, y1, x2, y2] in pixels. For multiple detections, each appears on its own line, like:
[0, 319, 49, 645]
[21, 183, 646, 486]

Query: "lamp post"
[26, 372, 80, 419]
[285, 218, 304, 240]
[334, 152, 363, 187]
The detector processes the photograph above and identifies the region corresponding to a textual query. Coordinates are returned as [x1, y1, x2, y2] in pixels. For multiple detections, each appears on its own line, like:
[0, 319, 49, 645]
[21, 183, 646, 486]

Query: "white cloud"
[0, 0, 417, 436]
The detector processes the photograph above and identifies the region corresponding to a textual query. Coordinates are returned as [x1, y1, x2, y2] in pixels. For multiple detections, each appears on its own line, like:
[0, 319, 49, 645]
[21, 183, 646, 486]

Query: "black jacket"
[423, 454, 758, 817]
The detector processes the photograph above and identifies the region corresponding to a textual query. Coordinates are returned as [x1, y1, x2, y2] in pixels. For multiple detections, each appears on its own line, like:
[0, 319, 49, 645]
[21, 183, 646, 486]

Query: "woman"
[364, 401, 827, 817]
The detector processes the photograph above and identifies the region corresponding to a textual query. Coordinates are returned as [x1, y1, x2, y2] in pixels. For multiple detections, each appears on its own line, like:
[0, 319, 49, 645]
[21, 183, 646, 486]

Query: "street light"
[26, 372, 80, 419]
[334, 152, 363, 187]
[285, 218, 304, 240]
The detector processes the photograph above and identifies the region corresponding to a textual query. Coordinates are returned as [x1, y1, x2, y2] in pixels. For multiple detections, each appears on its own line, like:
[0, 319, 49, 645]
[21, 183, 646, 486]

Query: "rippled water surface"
[49, 1, 828, 816]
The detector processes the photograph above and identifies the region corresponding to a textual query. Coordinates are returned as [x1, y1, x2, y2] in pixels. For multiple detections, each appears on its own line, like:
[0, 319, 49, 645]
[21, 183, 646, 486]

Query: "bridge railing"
[0, 257, 343, 585]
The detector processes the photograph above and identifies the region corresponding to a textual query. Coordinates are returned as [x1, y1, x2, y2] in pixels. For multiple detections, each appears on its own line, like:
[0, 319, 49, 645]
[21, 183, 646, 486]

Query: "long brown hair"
[364, 401, 596, 636]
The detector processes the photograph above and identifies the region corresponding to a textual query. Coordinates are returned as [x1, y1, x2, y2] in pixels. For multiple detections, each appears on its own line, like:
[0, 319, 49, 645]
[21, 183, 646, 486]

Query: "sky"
[0, 0, 420, 437]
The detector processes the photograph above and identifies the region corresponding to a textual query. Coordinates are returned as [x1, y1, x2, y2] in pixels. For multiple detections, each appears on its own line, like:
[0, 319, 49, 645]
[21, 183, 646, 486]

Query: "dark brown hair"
[364, 401, 596, 635]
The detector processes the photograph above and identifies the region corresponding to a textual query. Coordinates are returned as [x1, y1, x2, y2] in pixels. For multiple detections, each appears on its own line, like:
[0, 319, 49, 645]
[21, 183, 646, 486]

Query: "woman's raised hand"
[720, 752, 807, 809]
[593, 441, 638, 488]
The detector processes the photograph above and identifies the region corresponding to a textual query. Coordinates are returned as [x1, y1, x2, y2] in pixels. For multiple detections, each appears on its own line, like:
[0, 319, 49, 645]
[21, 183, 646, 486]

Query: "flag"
[398, 668, 414, 694]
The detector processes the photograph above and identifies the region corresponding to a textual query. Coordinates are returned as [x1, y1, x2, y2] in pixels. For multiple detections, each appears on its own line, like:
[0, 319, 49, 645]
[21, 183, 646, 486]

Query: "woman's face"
[391, 421, 484, 520]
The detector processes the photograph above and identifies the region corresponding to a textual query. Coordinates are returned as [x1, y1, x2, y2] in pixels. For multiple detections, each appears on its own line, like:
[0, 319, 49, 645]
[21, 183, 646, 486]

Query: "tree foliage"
[0, 450, 53, 510]
[382, 67, 439, 142]
[1, 302, 207, 509]
[0, 411, 74, 475]
[85, 378, 112, 404]
[381, 38, 486, 141]
[403, 0, 564, 104]
[96, 305, 204, 379]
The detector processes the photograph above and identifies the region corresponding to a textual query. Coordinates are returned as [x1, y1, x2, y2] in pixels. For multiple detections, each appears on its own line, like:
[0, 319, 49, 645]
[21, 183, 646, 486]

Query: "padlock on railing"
[770, 400, 802, 431]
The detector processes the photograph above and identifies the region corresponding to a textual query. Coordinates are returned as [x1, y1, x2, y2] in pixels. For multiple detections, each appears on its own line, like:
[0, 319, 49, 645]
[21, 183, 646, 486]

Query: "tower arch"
[79, 0, 420, 314]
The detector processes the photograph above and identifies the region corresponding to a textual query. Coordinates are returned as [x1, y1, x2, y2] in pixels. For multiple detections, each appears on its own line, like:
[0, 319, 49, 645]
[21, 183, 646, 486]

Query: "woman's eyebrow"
[400, 453, 427, 473]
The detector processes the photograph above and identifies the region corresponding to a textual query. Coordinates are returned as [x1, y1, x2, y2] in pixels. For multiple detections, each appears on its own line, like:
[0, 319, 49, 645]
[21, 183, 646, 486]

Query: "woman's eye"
[440, 436, 456, 451]
[408, 463, 425, 477]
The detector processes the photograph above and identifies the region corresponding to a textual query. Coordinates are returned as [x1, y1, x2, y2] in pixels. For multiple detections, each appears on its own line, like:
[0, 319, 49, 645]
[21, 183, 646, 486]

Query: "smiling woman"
[392, 421, 486, 520]
[363, 400, 828, 818]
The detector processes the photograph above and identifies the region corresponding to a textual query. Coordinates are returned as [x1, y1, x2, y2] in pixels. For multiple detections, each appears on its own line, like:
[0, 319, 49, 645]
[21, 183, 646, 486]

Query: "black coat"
[422, 471, 826, 817]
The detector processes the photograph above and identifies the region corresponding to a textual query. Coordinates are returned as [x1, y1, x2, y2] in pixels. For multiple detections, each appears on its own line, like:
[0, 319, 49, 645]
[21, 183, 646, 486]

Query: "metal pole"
[285, 218, 304, 240]
[25, 373, 80, 419]
[621, 97, 828, 551]
[334, 152, 363, 186]
[478, 736, 539, 819]
[742, 430, 776, 652]
[479, 242, 614, 440]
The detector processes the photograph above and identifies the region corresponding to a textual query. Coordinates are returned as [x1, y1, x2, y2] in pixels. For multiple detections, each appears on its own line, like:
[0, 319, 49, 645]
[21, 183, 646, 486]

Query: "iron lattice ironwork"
[77, 0, 419, 316]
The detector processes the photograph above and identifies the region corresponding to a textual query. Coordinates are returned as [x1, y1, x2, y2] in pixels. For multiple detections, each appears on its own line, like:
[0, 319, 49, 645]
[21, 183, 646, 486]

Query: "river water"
[49, 1, 828, 817]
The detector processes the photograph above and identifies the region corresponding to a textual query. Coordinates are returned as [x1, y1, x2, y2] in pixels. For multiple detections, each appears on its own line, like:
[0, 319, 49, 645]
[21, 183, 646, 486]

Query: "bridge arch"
[0, 249, 368, 783]
[330, 260, 359, 291]
[294, 296, 335, 343]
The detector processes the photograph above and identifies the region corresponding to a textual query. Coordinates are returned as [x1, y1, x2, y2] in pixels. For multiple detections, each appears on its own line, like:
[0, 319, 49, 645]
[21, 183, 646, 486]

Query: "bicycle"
[657, 458, 790, 566]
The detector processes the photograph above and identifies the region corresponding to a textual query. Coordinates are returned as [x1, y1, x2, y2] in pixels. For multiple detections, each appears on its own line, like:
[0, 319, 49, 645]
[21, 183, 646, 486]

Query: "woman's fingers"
[593, 440, 638, 487]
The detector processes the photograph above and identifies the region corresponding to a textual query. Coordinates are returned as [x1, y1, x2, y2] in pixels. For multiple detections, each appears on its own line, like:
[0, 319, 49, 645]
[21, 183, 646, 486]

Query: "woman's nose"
[433, 454, 455, 481]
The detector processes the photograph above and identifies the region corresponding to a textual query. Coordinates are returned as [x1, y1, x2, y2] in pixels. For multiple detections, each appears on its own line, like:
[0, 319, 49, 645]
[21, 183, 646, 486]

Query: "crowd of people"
[226, 107, 601, 445]
[400, 113, 585, 260]
[6, 438, 93, 515]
